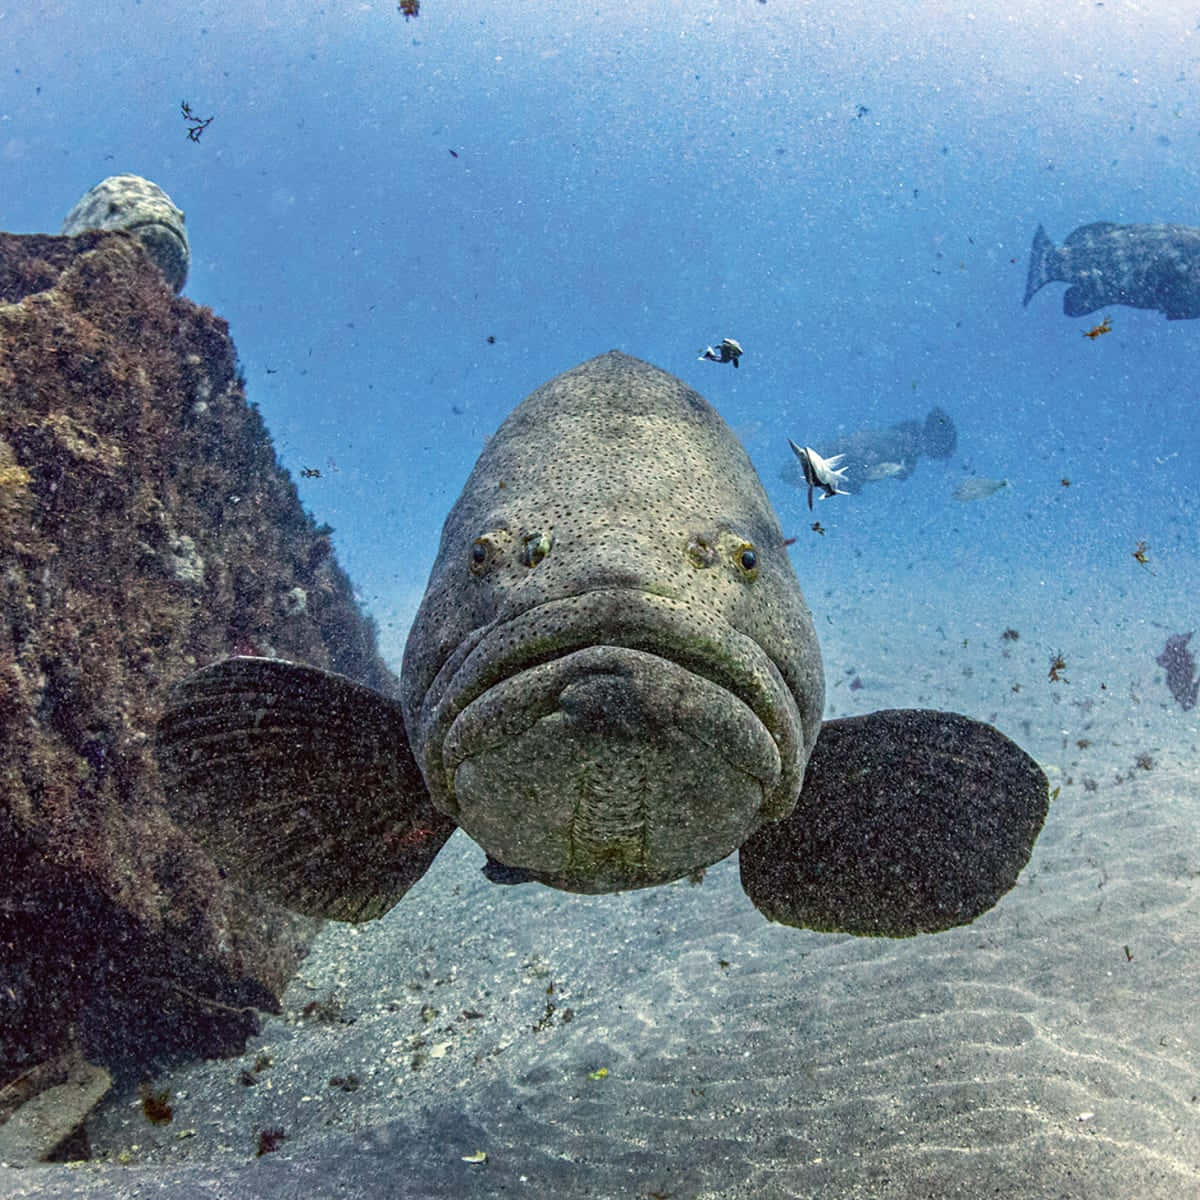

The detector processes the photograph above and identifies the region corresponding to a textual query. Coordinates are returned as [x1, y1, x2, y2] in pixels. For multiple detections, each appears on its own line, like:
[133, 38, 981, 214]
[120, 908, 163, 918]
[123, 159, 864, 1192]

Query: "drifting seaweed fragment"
[256, 1127, 287, 1156]
[180, 101, 214, 143]
[138, 1083, 173, 1125]
[1155, 632, 1199, 711]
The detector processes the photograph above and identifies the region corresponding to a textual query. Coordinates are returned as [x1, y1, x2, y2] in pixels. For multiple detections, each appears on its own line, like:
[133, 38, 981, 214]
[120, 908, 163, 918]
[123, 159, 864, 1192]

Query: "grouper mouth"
[415, 589, 806, 893]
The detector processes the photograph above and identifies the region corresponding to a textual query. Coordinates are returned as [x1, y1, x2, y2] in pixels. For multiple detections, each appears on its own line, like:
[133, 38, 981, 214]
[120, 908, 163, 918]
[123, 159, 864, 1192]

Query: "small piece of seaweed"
[1156, 632, 1199, 711]
[256, 1127, 287, 1156]
[138, 1083, 172, 1125]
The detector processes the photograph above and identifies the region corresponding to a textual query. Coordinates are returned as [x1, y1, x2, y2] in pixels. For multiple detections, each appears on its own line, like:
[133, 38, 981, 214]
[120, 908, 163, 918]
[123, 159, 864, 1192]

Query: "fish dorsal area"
[402, 352, 824, 895]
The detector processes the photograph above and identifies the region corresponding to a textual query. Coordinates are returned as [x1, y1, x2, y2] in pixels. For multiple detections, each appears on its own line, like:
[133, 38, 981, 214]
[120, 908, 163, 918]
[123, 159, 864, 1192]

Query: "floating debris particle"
[138, 1083, 173, 1126]
[180, 101, 214, 143]
[256, 1127, 287, 1156]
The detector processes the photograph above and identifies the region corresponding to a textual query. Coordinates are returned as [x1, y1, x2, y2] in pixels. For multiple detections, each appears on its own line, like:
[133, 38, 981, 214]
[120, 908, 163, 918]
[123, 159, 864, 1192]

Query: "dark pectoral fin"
[156, 656, 455, 923]
[482, 855, 539, 885]
[739, 709, 1049, 937]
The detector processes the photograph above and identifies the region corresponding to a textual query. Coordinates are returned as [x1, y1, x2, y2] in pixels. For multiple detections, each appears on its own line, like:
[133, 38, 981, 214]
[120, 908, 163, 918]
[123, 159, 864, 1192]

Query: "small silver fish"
[789, 441, 850, 511]
[861, 460, 906, 482]
[952, 477, 1008, 502]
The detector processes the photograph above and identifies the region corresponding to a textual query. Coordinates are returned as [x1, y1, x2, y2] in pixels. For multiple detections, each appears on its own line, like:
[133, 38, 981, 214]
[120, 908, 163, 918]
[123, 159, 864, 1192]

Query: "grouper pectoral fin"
[738, 708, 1049, 938]
[156, 656, 456, 923]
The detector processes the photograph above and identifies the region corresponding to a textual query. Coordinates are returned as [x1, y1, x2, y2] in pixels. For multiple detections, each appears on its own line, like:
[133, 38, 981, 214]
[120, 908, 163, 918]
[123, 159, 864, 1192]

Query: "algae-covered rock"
[0, 226, 395, 1081]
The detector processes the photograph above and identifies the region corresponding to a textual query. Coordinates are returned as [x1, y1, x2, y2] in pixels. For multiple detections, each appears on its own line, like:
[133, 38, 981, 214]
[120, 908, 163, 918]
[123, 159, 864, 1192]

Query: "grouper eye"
[727, 537, 760, 580]
[686, 532, 759, 579]
[469, 533, 509, 575]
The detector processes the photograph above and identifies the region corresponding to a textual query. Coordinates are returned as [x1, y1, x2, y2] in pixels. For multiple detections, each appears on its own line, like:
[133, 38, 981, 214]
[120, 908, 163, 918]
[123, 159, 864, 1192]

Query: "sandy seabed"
[6, 557, 1198, 1200]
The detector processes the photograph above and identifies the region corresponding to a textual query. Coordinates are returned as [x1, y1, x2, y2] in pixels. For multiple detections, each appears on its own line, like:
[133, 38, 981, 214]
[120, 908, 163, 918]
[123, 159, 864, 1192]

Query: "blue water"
[5, 6, 1200, 1193]
[5, 1, 1197, 664]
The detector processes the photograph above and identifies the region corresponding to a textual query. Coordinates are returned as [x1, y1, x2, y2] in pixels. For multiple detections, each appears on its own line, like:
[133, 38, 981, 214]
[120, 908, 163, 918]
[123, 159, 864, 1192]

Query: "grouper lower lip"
[442, 644, 783, 786]
[416, 587, 806, 822]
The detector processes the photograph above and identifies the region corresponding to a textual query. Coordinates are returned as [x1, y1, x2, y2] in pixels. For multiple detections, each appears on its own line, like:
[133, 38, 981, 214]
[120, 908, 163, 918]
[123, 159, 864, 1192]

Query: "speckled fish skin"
[61, 174, 190, 292]
[1023, 221, 1200, 319]
[401, 351, 824, 894]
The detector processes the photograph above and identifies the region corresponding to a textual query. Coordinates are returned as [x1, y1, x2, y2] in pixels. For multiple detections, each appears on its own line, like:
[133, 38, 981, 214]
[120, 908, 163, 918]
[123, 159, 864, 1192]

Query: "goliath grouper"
[157, 352, 1049, 938]
[1023, 221, 1200, 320]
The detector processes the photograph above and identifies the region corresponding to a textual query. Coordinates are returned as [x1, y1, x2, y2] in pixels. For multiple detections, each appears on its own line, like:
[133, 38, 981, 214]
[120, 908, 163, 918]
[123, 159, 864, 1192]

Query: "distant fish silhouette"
[781, 407, 956, 498]
[1023, 222, 1200, 320]
[1156, 632, 1199, 711]
[952, 477, 1008, 502]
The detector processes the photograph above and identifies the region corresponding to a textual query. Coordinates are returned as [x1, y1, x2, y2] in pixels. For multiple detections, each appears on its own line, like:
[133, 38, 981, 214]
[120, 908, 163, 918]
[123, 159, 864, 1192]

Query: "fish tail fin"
[1023, 224, 1060, 307]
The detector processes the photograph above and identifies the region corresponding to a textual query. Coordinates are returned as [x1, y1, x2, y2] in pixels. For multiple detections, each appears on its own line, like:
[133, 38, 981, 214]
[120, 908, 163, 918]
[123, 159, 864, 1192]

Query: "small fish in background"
[780, 407, 956, 496]
[698, 337, 743, 368]
[952, 477, 1008, 502]
[1156, 631, 1199, 711]
[861, 460, 907, 481]
[789, 442, 850, 510]
[1023, 222, 1200, 320]
[1082, 315, 1112, 340]
[60, 174, 190, 292]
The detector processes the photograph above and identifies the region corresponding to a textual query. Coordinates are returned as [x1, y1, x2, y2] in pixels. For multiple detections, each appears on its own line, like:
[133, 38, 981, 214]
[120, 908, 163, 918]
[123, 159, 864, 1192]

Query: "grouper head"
[401, 351, 824, 894]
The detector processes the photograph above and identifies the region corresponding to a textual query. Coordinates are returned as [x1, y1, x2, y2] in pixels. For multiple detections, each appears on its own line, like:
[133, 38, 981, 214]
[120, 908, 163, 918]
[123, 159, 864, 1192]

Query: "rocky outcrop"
[0, 228, 397, 1092]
